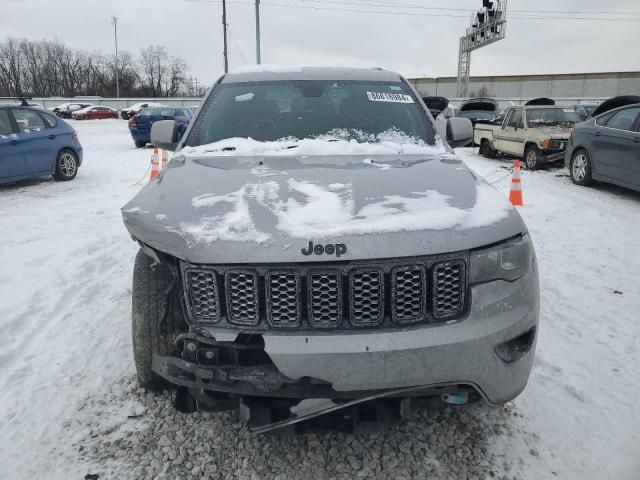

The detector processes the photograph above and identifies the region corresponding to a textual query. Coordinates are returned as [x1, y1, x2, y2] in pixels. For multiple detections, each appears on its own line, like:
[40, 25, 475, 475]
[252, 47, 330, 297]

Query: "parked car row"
[456, 93, 640, 193]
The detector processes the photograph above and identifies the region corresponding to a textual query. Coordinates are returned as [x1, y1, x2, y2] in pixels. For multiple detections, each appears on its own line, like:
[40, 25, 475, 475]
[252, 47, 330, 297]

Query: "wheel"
[524, 145, 542, 170]
[570, 149, 593, 186]
[132, 250, 188, 391]
[53, 149, 78, 181]
[135, 140, 147, 148]
[480, 139, 497, 159]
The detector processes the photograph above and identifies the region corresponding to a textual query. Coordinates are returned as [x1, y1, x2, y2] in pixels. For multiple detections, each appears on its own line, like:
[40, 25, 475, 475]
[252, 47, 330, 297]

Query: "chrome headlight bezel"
[469, 234, 534, 285]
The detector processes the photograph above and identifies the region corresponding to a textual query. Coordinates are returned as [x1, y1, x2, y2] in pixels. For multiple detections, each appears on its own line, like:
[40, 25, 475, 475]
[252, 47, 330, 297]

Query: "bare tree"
[0, 36, 191, 98]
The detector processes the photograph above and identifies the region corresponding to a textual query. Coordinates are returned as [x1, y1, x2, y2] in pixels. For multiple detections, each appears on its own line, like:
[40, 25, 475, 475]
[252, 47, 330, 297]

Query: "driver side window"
[508, 110, 523, 129]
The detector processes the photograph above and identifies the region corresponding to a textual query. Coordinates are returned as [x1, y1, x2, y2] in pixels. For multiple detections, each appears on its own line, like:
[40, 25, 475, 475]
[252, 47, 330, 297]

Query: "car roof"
[0, 104, 46, 110]
[592, 102, 640, 118]
[512, 105, 567, 109]
[221, 66, 403, 84]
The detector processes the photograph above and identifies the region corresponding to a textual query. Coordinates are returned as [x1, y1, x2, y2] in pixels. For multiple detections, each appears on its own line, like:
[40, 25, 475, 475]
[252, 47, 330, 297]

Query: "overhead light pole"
[111, 16, 120, 98]
[456, 0, 508, 98]
[255, 0, 261, 64]
[222, 0, 229, 73]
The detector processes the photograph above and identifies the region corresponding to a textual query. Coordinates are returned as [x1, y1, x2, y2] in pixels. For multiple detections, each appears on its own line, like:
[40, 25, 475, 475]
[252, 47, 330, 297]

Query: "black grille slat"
[350, 269, 384, 327]
[185, 270, 219, 323]
[266, 272, 301, 328]
[433, 261, 465, 319]
[225, 270, 259, 326]
[392, 266, 426, 324]
[308, 271, 342, 328]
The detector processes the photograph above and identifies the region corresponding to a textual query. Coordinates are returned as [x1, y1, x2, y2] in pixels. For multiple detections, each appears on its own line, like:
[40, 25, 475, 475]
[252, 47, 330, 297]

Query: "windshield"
[526, 108, 582, 126]
[458, 111, 495, 120]
[186, 80, 435, 147]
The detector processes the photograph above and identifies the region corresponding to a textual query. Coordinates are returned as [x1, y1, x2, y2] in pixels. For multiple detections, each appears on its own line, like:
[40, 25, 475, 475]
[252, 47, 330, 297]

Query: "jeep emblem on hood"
[301, 241, 347, 257]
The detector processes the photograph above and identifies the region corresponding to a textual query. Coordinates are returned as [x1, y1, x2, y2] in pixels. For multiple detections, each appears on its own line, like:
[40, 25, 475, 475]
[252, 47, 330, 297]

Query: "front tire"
[480, 139, 497, 159]
[53, 149, 78, 181]
[570, 149, 593, 186]
[524, 145, 542, 170]
[132, 250, 187, 391]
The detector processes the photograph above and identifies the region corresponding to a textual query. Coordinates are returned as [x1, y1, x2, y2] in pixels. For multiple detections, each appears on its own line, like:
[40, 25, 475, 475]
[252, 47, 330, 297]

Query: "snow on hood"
[181, 132, 448, 158]
[183, 178, 510, 243]
[122, 151, 524, 263]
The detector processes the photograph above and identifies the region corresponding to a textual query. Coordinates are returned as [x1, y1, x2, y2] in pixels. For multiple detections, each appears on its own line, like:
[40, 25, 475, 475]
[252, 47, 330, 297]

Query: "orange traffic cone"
[509, 159, 523, 206]
[150, 148, 161, 180]
[161, 149, 170, 170]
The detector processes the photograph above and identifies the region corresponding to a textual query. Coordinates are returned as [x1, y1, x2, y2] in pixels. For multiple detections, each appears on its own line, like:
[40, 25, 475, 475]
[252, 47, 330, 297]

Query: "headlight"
[470, 234, 534, 284]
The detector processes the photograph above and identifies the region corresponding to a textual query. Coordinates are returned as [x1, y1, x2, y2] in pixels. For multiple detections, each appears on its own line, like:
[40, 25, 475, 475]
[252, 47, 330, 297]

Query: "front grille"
[433, 261, 465, 319]
[181, 255, 467, 330]
[225, 270, 259, 326]
[350, 270, 384, 326]
[185, 269, 219, 322]
[266, 272, 301, 328]
[392, 266, 426, 324]
[308, 271, 342, 328]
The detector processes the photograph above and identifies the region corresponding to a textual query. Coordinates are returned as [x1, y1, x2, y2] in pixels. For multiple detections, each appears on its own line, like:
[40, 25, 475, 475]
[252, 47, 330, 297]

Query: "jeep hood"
[122, 153, 526, 263]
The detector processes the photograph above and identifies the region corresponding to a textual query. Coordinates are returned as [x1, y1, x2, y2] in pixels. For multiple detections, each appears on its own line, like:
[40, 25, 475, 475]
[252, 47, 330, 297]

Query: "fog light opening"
[495, 327, 536, 363]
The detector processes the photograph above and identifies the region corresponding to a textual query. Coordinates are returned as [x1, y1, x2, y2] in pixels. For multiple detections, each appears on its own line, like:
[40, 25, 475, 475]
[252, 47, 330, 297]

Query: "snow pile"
[181, 134, 447, 158]
[1, 122, 639, 480]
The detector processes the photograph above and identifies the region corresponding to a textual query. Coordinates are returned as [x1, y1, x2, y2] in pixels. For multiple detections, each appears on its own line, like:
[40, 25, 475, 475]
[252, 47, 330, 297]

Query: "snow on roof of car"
[222, 65, 402, 83]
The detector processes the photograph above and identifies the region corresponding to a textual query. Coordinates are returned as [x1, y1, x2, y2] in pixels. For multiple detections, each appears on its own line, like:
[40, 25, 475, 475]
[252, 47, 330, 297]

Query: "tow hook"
[441, 392, 469, 405]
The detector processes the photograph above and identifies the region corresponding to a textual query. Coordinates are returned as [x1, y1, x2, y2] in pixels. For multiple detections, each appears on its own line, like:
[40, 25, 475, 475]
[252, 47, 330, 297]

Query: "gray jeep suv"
[122, 67, 539, 431]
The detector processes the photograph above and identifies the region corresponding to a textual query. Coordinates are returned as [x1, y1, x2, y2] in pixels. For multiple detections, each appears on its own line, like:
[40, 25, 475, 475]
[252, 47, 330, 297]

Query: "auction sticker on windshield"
[367, 92, 414, 103]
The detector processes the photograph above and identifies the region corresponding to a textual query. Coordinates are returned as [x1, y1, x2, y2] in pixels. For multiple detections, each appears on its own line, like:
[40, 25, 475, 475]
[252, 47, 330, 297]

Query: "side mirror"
[151, 120, 179, 151]
[446, 117, 473, 148]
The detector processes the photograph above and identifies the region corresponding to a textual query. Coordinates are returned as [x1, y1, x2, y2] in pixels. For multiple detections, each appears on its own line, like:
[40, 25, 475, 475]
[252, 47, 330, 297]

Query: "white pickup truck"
[474, 105, 583, 169]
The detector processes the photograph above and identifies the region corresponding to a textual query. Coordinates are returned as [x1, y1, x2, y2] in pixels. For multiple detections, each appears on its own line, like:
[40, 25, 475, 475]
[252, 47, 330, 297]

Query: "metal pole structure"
[456, 0, 508, 99]
[222, 0, 229, 73]
[111, 16, 120, 98]
[255, 0, 261, 64]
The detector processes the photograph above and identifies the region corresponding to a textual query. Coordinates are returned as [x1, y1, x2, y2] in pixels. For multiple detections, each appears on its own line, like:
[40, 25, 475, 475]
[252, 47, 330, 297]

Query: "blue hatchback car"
[0, 105, 83, 185]
[128, 106, 193, 148]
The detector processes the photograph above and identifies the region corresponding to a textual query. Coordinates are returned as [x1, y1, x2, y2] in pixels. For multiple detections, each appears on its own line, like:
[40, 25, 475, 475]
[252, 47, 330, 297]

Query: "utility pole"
[255, 0, 261, 64]
[222, 0, 229, 73]
[111, 16, 120, 98]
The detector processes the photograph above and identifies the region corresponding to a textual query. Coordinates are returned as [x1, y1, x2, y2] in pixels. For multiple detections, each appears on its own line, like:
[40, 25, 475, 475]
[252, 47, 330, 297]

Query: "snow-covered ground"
[0, 120, 638, 479]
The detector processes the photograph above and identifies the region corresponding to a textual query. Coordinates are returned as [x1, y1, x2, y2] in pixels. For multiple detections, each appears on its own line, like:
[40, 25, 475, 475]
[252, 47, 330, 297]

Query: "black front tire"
[480, 139, 497, 159]
[132, 250, 187, 391]
[524, 145, 542, 170]
[53, 149, 78, 181]
[570, 149, 593, 186]
[135, 140, 147, 148]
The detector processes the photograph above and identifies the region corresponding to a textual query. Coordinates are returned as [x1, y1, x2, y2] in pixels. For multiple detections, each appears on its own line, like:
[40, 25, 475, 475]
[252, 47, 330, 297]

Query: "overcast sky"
[1, 0, 639, 86]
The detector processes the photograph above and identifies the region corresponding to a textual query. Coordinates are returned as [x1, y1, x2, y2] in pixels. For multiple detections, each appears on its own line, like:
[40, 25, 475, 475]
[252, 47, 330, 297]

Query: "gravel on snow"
[0, 120, 637, 479]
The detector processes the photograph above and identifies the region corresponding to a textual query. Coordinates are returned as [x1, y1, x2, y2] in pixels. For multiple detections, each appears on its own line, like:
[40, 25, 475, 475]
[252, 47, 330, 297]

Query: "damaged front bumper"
[541, 150, 566, 164]
[152, 268, 539, 406]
